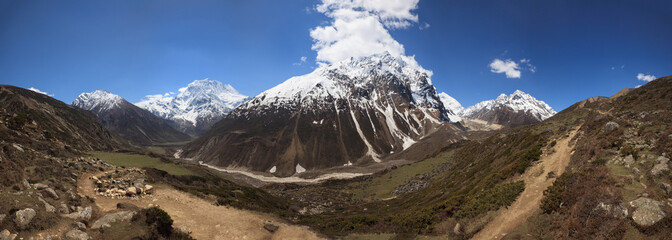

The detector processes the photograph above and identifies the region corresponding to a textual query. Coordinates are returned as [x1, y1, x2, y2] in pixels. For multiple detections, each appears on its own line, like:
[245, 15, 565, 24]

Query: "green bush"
[540, 172, 573, 214]
[515, 146, 543, 174]
[455, 180, 525, 218]
[144, 207, 173, 237]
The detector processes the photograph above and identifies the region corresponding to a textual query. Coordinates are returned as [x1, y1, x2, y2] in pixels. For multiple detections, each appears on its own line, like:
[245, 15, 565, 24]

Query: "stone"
[144, 185, 154, 194]
[263, 220, 279, 233]
[91, 211, 136, 229]
[64, 206, 92, 222]
[44, 188, 59, 199]
[38, 197, 56, 213]
[14, 208, 36, 229]
[65, 229, 90, 240]
[453, 222, 462, 235]
[0, 229, 17, 240]
[629, 197, 666, 227]
[175, 225, 191, 235]
[73, 222, 86, 230]
[59, 203, 70, 214]
[126, 187, 137, 196]
[0, 214, 5, 222]
[33, 183, 48, 190]
[600, 121, 620, 133]
[21, 179, 31, 190]
[651, 163, 669, 176]
[658, 156, 669, 165]
[623, 155, 635, 166]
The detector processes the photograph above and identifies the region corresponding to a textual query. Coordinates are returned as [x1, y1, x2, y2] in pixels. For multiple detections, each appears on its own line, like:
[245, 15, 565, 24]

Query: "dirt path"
[472, 129, 579, 240]
[78, 171, 323, 240]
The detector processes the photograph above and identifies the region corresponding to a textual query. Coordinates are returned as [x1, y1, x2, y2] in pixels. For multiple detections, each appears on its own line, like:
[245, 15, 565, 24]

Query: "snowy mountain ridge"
[72, 90, 124, 113]
[136, 79, 250, 134]
[461, 90, 556, 121]
[236, 52, 454, 122]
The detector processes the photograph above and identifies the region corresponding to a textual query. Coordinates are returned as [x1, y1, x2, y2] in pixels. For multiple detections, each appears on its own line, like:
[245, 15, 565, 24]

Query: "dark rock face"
[181, 53, 458, 176]
[73, 90, 191, 145]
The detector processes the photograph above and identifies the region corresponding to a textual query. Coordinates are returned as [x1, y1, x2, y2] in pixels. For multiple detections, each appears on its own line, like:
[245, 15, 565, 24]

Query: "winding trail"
[472, 129, 579, 240]
[78, 171, 323, 240]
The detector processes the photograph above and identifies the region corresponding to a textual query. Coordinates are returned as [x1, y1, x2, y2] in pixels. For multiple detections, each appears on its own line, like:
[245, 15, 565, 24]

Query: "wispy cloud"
[636, 73, 656, 82]
[28, 87, 54, 96]
[419, 22, 430, 30]
[310, 0, 421, 64]
[293, 56, 308, 66]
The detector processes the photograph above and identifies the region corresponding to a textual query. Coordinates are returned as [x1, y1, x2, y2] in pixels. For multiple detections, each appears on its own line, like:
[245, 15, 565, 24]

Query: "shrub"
[540, 172, 573, 214]
[455, 180, 525, 218]
[144, 207, 173, 237]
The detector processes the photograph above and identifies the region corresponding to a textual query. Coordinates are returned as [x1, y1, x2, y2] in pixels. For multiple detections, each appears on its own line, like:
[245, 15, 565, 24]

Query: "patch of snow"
[349, 106, 381, 162]
[438, 92, 464, 122]
[269, 166, 276, 173]
[173, 150, 182, 159]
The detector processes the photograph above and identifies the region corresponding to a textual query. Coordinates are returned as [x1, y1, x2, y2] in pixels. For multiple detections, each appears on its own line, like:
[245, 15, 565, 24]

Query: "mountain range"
[136, 79, 250, 135]
[72, 90, 191, 146]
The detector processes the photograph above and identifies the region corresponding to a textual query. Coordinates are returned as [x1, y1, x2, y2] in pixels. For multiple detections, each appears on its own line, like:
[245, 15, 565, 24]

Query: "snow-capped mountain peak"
[462, 90, 556, 122]
[135, 79, 250, 135]
[72, 90, 124, 113]
[244, 52, 448, 121]
[438, 92, 464, 122]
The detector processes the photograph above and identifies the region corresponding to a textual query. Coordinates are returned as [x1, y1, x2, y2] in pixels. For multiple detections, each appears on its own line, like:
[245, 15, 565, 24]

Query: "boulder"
[126, 187, 137, 196]
[600, 122, 619, 133]
[0, 214, 5, 222]
[72, 222, 86, 230]
[0, 229, 17, 240]
[65, 229, 90, 240]
[38, 197, 56, 213]
[629, 197, 666, 227]
[263, 220, 279, 233]
[658, 155, 669, 165]
[651, 163, 669, 176]
[623, 155, 635, 167]
[91, 211, 136, 229]
[21, 180, 31, 190]
[33, 183, 48, 190]
[44, 188, 59, 200]
[14, 208, 36, 229]
[64, 206, 92, 222]
[144, 185, 154, 194]
[453, 222, 462, 235]
[59, 204, 70, 214]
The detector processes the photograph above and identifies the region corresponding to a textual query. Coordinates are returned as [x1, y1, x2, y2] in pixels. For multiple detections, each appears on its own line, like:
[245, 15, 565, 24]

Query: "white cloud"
[28, 87, 54, 96]
[636, 73, 656, 82]
[419, 22, 430, 30]
[489, 59, 521, 78]
[293, 56, 308, 66]
[310, 0, 421, 64]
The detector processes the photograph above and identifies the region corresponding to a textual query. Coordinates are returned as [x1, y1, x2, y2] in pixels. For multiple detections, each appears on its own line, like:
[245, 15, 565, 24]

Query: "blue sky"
[1, 0, 670, 111]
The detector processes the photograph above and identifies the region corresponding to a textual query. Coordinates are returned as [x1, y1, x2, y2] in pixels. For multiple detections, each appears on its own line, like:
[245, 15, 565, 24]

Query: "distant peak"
[72, 90, 125, 112]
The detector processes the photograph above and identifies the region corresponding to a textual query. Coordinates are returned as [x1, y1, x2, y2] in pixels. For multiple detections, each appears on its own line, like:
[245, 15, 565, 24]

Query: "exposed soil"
[78, 170, 323, 240]
[472, 129, 579, 240]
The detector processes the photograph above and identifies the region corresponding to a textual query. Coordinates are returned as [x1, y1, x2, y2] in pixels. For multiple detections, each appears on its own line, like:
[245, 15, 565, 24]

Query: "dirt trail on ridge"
[472, 129, 579, 240]
[78, 171, 323, 240]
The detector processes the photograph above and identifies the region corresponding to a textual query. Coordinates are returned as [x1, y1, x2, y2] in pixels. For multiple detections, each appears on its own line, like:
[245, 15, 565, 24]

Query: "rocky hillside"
[136, 79, 250, 135]
[461, 90, 556, 127]
[0, 85, 119, 158]
[180, 52, 462, 177]
[73, 90, 191, 146]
